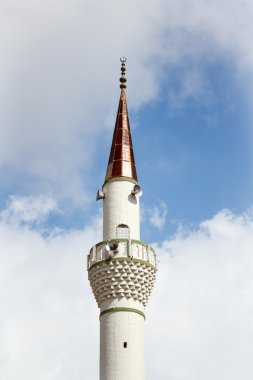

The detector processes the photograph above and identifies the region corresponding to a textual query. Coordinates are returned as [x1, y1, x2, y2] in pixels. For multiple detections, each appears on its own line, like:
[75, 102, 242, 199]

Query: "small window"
[116, 224, 130, 239]
[123, 342, 127, 348]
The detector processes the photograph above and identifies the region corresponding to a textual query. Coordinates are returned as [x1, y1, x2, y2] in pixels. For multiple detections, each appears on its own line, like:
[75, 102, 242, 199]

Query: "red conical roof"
[105, 82, 138, 182]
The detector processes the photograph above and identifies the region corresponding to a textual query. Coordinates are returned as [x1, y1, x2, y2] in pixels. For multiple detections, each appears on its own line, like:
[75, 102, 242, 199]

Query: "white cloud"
[0, 212, 102, 380]
[0, 0, 164, 203]
[1, 205, 253, 379]
[147, 201, 168, 229]
[0, 195, 58, 225]
[146, 207, 253, 379]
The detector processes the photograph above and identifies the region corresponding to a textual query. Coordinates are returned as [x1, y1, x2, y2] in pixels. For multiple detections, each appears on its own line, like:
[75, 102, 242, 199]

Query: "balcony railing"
[87, 239, 156, 270]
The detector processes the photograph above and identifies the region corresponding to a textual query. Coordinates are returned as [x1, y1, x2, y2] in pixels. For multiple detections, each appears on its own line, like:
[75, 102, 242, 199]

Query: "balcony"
[87, 239, 157, 270]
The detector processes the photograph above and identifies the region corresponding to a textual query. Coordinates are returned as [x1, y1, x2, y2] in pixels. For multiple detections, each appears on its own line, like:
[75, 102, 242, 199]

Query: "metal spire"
[105, 58, 138, 182]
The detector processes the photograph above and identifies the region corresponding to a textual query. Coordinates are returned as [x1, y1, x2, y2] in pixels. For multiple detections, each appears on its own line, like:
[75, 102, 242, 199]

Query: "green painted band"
[103, 176, 139, 187]
[88, 256, 157, 271]
[100, 307, 145, 319]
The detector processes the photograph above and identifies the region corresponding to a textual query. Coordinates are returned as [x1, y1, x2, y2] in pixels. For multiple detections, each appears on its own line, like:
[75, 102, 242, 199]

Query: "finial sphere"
[120, 57, 127, 90]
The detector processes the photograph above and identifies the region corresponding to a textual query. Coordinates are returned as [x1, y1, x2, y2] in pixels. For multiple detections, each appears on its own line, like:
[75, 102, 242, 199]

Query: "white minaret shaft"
[88, 58, 157, 380]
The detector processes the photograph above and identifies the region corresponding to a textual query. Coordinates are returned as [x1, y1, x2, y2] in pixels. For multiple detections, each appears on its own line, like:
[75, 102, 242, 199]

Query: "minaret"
[88, 58, 157, 380]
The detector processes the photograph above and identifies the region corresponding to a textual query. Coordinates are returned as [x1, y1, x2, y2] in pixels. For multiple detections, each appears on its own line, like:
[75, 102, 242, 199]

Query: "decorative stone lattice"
[88, 259, 157, 307]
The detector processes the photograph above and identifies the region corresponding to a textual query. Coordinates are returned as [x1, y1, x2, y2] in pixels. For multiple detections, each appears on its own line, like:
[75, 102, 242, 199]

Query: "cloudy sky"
[1, 1, 253, 379]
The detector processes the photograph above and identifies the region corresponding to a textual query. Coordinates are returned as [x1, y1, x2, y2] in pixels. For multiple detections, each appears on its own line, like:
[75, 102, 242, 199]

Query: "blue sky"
[137, 61, 252, 238]
[1, 6, 253, 239]
[2, 53, 251, 239]
[3, 54, 251, 241]
[1, 1, 253, 379]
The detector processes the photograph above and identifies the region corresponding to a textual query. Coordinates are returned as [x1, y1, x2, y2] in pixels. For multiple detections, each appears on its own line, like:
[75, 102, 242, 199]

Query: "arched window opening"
[116, 224, 130, 239]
